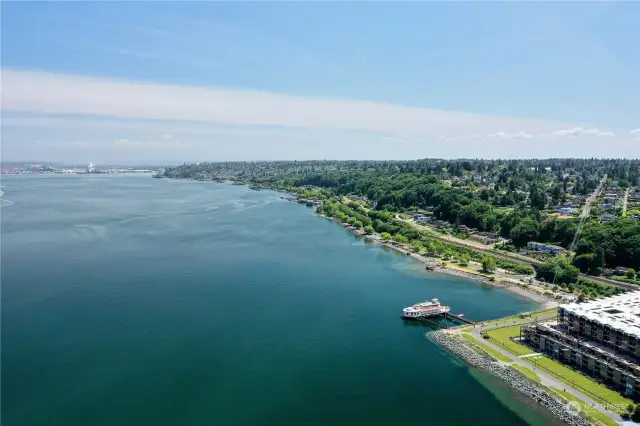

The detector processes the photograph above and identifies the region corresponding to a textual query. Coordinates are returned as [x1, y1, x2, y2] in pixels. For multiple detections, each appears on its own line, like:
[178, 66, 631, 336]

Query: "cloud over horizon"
[1, 69, 588, 136]
[2, 68, 638, 162]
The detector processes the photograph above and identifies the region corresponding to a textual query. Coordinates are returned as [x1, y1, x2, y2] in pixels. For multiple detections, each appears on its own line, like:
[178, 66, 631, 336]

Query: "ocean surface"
[2, 174, 561, 426]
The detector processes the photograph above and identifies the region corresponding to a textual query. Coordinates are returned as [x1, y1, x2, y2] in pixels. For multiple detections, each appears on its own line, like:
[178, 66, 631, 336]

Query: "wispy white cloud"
[2, 69, 637, 162]
[474, 128, 623, 140]
[550, 127, 615, 137]
[0, 113, 309, 137]
[484, 131, 534, 139]
[3, 68, 576, 137]
[630, 128, 640, 136]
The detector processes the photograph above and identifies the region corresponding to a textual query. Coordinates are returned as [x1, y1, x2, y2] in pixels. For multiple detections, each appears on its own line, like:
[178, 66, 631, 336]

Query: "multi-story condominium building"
[520, 292, 640, 399]
[559, 293, 640, 359]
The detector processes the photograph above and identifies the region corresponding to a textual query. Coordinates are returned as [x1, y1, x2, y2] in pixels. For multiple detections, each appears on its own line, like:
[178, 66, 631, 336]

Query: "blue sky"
[2, 2, 639, 163]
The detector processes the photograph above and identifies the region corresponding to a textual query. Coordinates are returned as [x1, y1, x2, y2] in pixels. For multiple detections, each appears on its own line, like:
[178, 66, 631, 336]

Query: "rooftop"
[562, 291, 640, 339]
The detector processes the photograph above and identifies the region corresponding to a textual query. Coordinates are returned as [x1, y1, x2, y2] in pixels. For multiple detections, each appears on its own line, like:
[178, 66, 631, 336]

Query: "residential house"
[478, 232, 501, 239]
[416, 216, 431, 225]
[434, 220, 453, 228]
[601, 213, 615, 223]
[599, 203, 617, 211]
[558, 207, 577, 215]
[526, 241, 566, 255]
[615, 267, 631, 276]
[469, 232, 502, 245]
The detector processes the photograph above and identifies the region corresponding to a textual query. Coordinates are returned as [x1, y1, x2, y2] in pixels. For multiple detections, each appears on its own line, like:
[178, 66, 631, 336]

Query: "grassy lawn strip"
[532, 357, 632, 411]
[485, 325, 534, 356]
[511, 365, 540, 383]
[546, 387, 619, 426]
[481, 308, 558, 327]
[460, 333, 512, 363]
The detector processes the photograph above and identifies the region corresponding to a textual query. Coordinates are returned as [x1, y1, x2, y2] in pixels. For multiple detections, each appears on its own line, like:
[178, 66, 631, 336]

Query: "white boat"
[402, 298, 450, 319]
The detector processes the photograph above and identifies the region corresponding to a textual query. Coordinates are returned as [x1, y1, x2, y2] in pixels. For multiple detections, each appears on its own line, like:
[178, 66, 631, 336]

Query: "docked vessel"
[402, 298, 450, 319]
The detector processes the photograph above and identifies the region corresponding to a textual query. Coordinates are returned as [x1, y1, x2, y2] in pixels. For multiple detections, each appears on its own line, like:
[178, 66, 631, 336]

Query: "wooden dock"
[413, 312, 475, 328]
[444, 312, 475, 324]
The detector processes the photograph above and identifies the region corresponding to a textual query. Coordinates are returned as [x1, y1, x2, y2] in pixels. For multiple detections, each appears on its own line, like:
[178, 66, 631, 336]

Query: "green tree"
[363, 225, 375, 234]
[624, 403, 635, 420]
[529, 186, 548, 210]
[626, 268, 637, 279]
[573, 253, 599, 274]
[481, 256, 497, 273]
[632, 404, 640, 422]
[510, 217, 540, 247]
[537, 257, 580, 284]
[423, 240, 436, 255]
[393, 234, 409, 244]
[380, 232, 392, 241]
[458, 254, 470, 266]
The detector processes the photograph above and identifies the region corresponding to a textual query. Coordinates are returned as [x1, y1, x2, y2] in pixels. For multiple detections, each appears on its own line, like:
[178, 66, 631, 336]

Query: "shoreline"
[170, 178, 555, 308]
[318, 212, 556, 308]
[430, 330, 591, 426]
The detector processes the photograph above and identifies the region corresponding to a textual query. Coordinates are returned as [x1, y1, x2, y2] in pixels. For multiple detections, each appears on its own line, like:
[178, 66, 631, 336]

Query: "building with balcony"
[520, 292, 640, 399]
[558, 293, 640, 359]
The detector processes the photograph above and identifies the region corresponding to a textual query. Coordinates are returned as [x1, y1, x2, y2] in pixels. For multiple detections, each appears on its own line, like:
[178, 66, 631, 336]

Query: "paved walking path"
[459, 326, 622, 422]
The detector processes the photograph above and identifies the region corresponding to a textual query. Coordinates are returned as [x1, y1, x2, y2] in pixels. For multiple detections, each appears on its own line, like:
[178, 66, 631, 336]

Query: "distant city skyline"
[2, 2, 639, 162]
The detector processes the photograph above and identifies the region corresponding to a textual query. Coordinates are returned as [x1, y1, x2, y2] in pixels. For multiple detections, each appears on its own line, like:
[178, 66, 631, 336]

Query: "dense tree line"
[166, 158, 640, 271]
[573, 218, 640, 271]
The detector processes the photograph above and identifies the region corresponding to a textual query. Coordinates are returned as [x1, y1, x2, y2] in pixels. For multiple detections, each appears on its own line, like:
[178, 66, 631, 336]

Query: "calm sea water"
[2, 174, 560, 426]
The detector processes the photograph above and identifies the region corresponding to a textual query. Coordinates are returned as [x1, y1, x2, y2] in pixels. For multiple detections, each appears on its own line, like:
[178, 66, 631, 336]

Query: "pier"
[413, 312, 475, 328]
[444, 312, 475, 324]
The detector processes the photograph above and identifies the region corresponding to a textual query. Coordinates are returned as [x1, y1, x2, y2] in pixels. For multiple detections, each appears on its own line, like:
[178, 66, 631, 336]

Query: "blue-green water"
[2, 175, 559, 426]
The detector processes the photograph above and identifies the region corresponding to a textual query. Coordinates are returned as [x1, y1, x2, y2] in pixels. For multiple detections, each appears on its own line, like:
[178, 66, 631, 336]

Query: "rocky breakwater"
[430, 331, 591, 426]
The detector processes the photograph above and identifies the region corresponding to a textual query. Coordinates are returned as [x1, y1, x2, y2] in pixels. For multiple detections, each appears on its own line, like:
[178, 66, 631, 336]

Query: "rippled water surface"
[2, 174, 559, 426]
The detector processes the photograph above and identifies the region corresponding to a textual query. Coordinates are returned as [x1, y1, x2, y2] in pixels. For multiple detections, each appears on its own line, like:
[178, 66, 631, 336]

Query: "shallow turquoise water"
[2, 174, 558, 426]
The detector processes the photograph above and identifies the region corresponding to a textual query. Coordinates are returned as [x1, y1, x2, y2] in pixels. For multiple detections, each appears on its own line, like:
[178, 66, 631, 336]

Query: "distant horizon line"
[3, 157, 640, 167]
